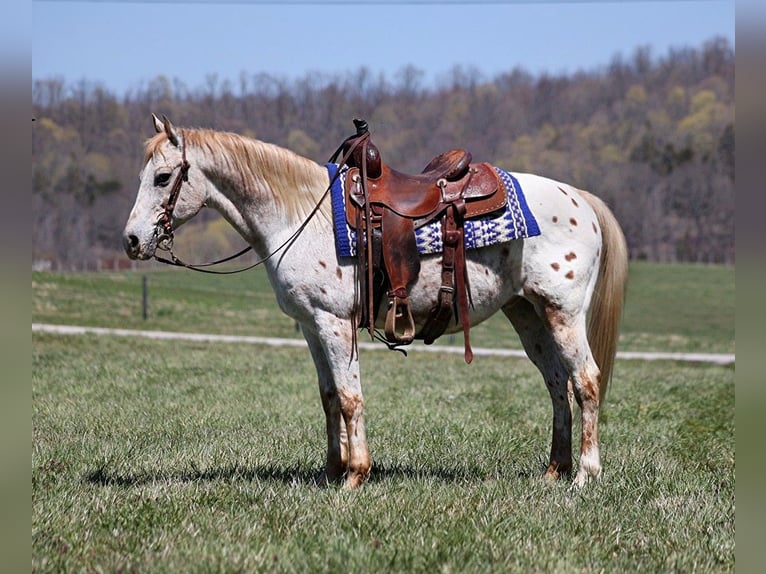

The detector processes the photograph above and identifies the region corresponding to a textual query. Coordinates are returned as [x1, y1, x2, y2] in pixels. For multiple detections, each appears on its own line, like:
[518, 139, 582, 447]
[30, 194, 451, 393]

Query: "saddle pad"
[326, 163, 540, 258]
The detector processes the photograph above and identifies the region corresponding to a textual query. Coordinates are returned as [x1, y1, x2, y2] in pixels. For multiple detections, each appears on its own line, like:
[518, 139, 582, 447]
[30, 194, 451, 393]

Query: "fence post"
[142, 275, 148, 320]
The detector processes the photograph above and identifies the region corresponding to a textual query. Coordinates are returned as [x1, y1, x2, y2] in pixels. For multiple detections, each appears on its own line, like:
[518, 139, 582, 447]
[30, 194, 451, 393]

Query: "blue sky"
[32, 0, 735, 95]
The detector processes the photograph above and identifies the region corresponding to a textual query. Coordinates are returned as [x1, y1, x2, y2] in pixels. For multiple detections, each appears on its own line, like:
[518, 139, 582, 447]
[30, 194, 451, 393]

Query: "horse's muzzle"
[122, 232, 154, 260]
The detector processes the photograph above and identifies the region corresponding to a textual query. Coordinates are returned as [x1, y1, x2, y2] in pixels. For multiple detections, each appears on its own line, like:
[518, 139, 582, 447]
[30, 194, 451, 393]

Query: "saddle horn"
[345, 118, 381, 178]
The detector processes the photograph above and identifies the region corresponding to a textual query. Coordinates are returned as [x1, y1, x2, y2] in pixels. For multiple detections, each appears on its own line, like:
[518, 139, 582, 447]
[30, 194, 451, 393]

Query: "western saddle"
[337, 119, 508, 363]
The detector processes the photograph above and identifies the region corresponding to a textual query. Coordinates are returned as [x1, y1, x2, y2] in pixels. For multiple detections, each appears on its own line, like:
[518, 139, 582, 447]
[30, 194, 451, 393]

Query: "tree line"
[32, 37, 734, 269]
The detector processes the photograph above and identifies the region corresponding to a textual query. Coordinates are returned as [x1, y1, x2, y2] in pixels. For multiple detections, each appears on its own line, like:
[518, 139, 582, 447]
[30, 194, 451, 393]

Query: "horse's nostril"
[123, 233, 140, 255]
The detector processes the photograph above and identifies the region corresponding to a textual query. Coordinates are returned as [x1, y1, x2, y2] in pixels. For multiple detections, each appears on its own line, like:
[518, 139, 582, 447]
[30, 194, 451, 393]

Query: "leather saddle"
[338, 119, 508, 363]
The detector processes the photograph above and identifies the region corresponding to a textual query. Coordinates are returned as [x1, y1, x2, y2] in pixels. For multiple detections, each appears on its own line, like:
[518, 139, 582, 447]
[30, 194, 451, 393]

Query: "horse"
[123, 115, 628, 489]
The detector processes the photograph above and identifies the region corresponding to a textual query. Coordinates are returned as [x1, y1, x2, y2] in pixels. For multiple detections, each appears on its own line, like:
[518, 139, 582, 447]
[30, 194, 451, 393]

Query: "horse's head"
[122, 114, 207, 260]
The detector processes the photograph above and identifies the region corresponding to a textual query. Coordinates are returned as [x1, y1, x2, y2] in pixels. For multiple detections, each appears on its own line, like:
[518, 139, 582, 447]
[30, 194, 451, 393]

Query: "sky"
[32, 0, 735, 96]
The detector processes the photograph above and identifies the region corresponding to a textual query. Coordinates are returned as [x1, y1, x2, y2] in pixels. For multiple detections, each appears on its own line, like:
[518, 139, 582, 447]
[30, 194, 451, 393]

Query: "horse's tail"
[579, 190, 629, 403]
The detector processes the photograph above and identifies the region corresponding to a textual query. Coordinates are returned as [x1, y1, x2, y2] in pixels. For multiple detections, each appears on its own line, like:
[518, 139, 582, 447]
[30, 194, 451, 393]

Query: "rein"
[152, 128, 368, 274]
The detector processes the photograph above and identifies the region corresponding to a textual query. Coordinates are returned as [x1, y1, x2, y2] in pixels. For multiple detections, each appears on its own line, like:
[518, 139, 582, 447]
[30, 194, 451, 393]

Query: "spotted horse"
[123, 115, 629, 489]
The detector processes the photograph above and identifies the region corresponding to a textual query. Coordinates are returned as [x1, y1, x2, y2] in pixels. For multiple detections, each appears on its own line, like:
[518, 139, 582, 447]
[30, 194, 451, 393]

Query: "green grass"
[33, 333, 734, 572]
[32, 262, 735, 572]
[32, 260, 735, 353]
[32, 265, 296, 339]
[620, 261, 735, 353]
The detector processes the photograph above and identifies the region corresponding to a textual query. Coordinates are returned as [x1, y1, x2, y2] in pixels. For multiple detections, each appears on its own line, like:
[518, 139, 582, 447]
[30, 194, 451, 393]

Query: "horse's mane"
[144, 129, 331, 223]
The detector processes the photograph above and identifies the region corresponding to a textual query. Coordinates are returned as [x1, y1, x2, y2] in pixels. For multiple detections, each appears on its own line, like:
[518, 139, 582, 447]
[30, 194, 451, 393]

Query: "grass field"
[32, 262, 735, 572]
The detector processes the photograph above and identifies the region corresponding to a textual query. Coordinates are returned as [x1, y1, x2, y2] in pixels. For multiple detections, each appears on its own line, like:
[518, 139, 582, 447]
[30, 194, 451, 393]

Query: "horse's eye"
[154, 172, 172, 187]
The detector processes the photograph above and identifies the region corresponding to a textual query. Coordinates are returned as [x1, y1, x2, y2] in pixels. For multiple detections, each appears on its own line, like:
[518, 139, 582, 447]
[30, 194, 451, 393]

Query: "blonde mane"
[144, 129, 332, 223]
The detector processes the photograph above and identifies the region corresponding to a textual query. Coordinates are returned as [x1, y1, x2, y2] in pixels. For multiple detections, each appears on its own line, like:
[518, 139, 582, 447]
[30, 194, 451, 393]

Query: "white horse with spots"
[123, 115, 628, 488]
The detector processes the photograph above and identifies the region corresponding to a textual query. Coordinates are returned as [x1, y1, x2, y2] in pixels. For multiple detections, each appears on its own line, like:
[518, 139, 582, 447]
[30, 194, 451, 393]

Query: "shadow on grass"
[83, 460, 536, 488]
[370, 462, 536, 483]
[83, 463, 319, 487]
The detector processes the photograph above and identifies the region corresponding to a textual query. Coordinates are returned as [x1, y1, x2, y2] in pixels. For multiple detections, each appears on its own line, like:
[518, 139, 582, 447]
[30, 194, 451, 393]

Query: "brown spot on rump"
[565, 270, 575, 280]
[571, 197, 579, 207]
[592, 222, 598, 234]
[565, 252, 577, 261]
[336, 267, 343, 279]
[320, 287, 327, 294]
[552, 216, 559, 223]
[551, 262, 560, 271]
[319, 260, 327, 269]
[569, 217, 578, 226]
[558, 186, 568, 196]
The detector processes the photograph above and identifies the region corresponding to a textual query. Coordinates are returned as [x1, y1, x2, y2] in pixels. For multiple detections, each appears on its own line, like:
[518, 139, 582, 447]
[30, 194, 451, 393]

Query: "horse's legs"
[303, 330, 348, 484]
[503, 298, 573, 479]
[302, 318, 371, 489]
[543, 305, 603, 487]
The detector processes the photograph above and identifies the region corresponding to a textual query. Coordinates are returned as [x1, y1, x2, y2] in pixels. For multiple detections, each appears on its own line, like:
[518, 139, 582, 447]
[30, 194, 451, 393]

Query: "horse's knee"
[338, 386, 364, 419]
[572, 367, 601, 407]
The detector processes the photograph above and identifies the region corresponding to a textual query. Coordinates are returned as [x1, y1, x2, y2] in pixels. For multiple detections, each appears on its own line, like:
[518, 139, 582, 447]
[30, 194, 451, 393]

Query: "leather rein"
[152, 129, 368, 275]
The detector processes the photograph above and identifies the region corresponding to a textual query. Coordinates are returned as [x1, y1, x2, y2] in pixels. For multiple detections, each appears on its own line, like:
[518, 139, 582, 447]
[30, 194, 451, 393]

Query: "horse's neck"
[193, 136, 329, 256]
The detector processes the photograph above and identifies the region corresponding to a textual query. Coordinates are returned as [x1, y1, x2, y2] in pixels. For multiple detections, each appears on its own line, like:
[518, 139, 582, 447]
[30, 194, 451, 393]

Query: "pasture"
[32, 262, 734, 572]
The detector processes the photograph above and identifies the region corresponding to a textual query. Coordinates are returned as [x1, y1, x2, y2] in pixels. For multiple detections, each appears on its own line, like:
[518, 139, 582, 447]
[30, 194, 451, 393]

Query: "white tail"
[580, 190, 629, 403]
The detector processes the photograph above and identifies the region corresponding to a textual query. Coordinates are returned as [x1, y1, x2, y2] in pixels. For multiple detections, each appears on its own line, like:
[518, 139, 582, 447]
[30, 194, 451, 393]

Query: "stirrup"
[384, 293, 415, 345]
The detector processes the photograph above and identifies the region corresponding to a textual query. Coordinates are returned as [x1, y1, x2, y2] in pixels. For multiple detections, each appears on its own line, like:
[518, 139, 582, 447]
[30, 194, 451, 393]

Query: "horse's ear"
[152, 113, 164, 134]
[161, 115, 180, 147]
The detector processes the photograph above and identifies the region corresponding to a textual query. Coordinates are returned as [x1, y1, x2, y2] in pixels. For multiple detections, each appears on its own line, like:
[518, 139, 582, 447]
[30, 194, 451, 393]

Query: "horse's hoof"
[543, 470, 559, 485]
[573, 466, 601, 488]
[342, 471, 368, 490]
[543, 462, 571, 483]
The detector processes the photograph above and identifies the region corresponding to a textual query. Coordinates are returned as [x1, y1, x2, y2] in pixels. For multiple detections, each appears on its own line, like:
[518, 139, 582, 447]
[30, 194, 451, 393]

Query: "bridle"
[154, 133, 190, 252]
[152, 132, 259, 274]
[151, 126, 370, 275]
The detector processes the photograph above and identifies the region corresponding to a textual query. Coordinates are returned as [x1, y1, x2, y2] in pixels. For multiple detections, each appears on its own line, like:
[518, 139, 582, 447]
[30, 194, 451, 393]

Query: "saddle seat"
[363, 151, 469, 218]
[421, 149, 472, 180]
[346, 151, 505, 225]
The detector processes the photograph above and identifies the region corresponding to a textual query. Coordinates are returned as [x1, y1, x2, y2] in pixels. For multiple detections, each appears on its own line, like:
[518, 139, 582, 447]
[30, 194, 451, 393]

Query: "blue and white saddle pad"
[326, 163, 540, 259]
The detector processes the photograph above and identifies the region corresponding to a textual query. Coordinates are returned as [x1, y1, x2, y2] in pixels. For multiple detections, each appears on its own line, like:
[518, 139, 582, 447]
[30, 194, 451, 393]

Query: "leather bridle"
[154, 132, 190, 252]
[151, 125, 369, 275]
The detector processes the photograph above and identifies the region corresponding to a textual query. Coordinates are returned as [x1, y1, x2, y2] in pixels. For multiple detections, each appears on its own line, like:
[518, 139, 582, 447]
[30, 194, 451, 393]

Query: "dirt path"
[33, 323, 735, 365]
